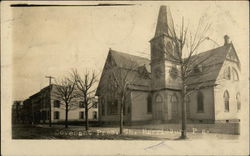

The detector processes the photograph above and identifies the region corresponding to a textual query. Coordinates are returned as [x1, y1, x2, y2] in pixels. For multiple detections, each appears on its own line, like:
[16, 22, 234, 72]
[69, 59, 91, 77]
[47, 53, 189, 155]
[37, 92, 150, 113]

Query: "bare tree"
[72, 69, 98, 131]
[54, 77, 77, 128]
[106, 61, 141, 135]
[160, 15, 216, 139]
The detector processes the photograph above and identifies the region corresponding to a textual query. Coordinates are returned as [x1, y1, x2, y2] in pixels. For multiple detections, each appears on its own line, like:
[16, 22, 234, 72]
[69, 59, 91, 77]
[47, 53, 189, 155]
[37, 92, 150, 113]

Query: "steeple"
[154, 5, 175, 38]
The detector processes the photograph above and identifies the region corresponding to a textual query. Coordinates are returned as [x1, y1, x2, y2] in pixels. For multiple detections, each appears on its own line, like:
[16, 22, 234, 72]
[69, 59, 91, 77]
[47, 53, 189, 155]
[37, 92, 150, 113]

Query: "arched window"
[224, 90, 230, 112]
[224, 67, 231, 80]
[232, 68, 239, 81]
[171, 94, 178, 104]
[197, 91, 204, 112]
[147, 94, 152, 113]
[155, 94, 163, 103]
[110, 99, 118, 115]
[236, 92, 241, 111]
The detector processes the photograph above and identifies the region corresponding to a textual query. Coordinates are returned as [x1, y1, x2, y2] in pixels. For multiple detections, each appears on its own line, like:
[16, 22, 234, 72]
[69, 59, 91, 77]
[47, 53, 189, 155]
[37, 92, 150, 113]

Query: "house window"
[197, 91, 204, 112]
[54, 111, 60, 119]
[93, 111, 97, 119]
[232, 68, 239, 81]
[236, 92, 241, 111]
[93, 101, 98, 108]
[224, 90, 230, 112]
[54, 100, 60, 108]
[155, 94, 163, 103]
[147, 94, 152, 113]
[79, 101, 85, 108]
[224, 67, 231, 80]
[79, 111, 84, 119]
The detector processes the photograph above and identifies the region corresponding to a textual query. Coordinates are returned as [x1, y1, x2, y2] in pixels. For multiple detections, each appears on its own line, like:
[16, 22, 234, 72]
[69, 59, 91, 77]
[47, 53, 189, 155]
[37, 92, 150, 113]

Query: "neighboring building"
[20, 84, 98, 124]
[12, 100, 24, 123]
[96, 5, 241, 124]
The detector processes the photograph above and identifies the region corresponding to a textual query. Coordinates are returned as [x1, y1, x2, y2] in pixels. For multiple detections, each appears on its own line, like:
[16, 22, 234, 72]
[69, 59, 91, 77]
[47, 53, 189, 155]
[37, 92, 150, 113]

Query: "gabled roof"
[186, 43, 236, 88]
[109, 49, 151, 73]
[188, 43, 232, 67]
[95, 49, 151, 95]
[96, 42, 239, 95]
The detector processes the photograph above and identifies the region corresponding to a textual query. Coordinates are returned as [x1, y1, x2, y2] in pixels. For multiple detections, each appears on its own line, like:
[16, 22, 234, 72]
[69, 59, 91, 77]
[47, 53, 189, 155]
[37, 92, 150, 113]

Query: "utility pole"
[45, 76, 54, 127]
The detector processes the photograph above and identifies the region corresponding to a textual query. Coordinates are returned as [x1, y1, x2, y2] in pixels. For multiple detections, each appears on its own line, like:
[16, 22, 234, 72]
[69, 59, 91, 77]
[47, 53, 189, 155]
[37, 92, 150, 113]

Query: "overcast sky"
[9, 1, 248, 100]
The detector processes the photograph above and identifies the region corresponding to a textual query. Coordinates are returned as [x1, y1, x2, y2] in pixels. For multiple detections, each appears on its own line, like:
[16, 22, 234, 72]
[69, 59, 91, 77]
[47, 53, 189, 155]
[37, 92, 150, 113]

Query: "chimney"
[224, 35, 230, 45]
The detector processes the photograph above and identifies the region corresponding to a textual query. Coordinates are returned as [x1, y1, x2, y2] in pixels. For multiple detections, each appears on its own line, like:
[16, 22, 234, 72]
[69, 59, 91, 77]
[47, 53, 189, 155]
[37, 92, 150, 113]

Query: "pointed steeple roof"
[154, 5, 175, 38]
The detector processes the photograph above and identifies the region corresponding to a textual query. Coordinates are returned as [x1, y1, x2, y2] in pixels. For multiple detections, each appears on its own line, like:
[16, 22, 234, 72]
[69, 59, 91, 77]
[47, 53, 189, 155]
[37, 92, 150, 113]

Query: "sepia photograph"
[1, 1, 249, 155]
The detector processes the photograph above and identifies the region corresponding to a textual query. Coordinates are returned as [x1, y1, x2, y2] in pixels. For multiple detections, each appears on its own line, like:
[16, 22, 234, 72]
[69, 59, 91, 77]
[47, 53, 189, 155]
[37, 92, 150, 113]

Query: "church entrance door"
[154, 94, 163, 120]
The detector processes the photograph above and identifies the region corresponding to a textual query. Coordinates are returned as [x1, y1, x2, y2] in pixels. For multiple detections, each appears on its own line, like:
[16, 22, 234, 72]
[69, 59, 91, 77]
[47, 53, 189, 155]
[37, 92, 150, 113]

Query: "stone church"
[96, 6, 241, 124]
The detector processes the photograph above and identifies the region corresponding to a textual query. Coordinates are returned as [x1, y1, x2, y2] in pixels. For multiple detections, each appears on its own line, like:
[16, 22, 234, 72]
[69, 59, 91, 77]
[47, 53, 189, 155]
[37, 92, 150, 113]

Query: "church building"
[95, 5, 241, 124]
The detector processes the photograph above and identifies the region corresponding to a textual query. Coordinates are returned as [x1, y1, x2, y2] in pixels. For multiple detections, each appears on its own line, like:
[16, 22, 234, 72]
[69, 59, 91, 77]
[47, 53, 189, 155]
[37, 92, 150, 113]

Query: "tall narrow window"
[54, 111, 60, 119]
[171, 94, 178, 116]
[79, 111, 84, 119]
[45, 111, 48, 120]
[127, 106, 131, 114]
[147, 94, 152, 113]
[54, 100, 60, 108]
[224, 90, 230, 112]
[236, 92, 241, 111]
[171, 94, 178, 104]
[224, 67, 231, 80]
[93, 111, 97, 119]
[155, 94, 163, 103]
[197, 91, 204, 112]
[232, 68, 239, 81]
[110, 99, 118, 115]
[93, 101, 98, 108]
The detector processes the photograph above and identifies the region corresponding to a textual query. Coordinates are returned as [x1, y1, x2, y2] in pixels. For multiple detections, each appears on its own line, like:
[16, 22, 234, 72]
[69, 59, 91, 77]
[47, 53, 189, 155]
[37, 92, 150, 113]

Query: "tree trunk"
[65, 103, 68, 128]
[180, 89, 187, 139]
[119, 96, 124, 135]
[180, 66, 187, 139]
[85, 103, 89, 131]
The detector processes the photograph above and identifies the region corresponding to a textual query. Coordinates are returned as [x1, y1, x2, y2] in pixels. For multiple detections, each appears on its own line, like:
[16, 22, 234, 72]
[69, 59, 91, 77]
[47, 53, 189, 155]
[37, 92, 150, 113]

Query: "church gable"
[226, 46, 238, 62]
[95, 51, 117, 96]
[225, 44, 240, 70]
[96, 49, 151, 96]
[186, 42, 240, 90]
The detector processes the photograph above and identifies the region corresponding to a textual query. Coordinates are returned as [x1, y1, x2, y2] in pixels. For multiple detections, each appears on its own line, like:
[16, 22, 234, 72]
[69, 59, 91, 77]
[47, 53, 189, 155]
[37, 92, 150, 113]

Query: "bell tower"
[150, 5, 181, 122]
[150, 5, 181, 91]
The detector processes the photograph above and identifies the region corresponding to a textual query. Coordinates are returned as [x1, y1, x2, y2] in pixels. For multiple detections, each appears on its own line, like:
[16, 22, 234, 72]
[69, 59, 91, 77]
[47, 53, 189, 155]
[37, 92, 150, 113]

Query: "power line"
[45, 76, 54, 127]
